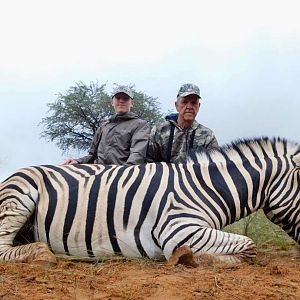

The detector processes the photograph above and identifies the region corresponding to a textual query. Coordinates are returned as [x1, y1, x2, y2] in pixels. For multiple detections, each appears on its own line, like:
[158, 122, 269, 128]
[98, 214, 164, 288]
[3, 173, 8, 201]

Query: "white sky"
[1, 0, 300, 180]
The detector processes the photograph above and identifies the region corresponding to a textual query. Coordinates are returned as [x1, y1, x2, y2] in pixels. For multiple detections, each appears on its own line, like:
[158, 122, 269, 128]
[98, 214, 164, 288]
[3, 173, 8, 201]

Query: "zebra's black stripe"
[107, 168, 124, 254]
[134, 164, 162, 257]
[191, 164, 226, 226]
[123, 165, 146, 229]
[85, 169, 107, 257]
[35, 167, 59, 251]
[161, 223, 201, 250]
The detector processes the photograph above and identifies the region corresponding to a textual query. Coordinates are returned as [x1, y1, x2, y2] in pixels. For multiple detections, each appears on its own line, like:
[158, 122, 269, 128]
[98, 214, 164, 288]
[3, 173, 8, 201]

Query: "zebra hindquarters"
[0, 186, 56, 265]
[161, 226, 257, 264]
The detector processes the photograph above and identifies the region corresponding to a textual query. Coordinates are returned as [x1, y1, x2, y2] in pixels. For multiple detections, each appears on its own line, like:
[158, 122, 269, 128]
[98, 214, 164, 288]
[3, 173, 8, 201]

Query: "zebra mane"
[190, 137, 300, 166]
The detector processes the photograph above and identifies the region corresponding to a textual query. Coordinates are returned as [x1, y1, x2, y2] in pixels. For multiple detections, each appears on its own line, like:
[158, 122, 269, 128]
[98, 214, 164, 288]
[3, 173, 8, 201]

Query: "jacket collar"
[165, 113, 199, 130]
[110, 112, 139, 121]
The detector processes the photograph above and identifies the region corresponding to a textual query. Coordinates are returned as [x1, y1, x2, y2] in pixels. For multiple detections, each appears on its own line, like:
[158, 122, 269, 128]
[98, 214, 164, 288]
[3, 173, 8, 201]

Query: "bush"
[223, 210, 297, 250]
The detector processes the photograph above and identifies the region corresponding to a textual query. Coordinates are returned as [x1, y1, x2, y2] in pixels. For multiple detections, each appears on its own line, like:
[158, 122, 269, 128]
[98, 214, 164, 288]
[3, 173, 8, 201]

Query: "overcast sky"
[1, 0, 299, 180]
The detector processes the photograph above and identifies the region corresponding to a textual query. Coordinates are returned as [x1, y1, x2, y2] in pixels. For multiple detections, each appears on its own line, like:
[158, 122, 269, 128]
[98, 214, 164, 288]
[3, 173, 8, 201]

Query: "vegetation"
[40, 81, 164, 152]
[224, 210, 297, 250]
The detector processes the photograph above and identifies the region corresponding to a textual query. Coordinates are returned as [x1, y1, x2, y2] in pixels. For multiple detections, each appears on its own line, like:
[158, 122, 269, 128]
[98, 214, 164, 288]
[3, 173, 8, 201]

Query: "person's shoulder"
[126, 113, 146, 123]
[96, 120, 109, 131]
[195, 122, 215, 134]
[136, 117, 148, 124]
[131, 117, 150, 128]
[152, 120, 172, 131]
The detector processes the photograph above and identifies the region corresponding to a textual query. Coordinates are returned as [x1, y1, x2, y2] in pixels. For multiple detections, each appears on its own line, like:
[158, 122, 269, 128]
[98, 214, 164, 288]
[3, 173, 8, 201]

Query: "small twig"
[96, 266, 105, 274]
[0, 291, 10, 298]
[73, 275, 77, 300]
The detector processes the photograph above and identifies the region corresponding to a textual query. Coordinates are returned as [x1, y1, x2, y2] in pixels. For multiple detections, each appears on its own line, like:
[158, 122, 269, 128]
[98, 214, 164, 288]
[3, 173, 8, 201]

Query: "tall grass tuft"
[223, 210, 297, 251]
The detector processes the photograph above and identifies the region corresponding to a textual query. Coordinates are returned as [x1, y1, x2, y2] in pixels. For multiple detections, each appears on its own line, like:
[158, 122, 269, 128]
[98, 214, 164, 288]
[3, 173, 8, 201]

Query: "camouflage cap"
[111, 85, 134, 99]
[177, 83, 201, 98]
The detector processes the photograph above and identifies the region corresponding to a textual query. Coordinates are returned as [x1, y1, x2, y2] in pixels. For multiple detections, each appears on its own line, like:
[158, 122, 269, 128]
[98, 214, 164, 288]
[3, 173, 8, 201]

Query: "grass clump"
[223, 210, 297, 250]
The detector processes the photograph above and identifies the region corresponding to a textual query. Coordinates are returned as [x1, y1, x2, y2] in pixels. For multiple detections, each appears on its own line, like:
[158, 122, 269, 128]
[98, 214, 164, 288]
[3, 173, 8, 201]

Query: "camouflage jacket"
[146, 114, 218, 163]
[76, 112, 150, 166]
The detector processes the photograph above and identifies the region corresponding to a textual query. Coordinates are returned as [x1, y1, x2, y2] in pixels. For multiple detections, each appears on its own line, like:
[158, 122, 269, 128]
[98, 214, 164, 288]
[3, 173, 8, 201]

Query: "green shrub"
[223, 210, 297, 250]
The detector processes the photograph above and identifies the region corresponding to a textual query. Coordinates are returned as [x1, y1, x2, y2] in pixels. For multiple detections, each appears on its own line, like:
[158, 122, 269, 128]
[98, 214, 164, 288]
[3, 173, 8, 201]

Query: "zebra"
[0, 137, 299, 265]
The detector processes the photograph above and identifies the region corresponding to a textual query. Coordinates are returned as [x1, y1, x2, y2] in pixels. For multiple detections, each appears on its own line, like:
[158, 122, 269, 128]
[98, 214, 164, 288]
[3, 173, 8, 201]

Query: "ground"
[0, 248, 299, 300]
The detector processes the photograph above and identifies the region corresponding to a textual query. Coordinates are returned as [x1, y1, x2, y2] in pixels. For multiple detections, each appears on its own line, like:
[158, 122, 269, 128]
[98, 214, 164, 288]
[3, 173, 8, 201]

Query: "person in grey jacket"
[147, 83, 218, 163]
[64, 85, 150, 166]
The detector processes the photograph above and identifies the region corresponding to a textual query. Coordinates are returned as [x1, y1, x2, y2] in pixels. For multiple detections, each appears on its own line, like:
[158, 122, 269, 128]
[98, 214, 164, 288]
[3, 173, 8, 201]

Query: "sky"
[0, 0, 300, 180]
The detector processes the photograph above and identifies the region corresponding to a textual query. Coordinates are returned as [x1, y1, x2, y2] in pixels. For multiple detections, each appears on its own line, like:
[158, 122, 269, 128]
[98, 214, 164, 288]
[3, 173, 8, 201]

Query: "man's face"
[112, 93, 133, 114]
[175, 94, 200, 122]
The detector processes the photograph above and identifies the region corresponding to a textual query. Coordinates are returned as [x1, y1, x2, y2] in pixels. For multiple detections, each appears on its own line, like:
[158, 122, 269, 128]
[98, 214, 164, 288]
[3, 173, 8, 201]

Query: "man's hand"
[62, 159, 78, 165]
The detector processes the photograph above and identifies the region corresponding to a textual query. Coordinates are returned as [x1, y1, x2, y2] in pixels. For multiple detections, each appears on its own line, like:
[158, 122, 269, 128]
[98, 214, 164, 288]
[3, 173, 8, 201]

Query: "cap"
[111, 85, 134, 99]
[177, 83, 201, 98]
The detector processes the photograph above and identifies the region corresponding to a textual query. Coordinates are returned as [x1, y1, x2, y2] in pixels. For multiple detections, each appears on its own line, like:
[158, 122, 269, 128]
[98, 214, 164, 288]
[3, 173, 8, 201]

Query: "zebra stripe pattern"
[0, 137, 299, 264]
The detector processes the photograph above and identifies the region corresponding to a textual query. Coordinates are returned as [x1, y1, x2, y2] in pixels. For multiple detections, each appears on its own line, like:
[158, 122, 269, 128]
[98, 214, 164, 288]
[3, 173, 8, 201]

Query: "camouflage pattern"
[177, 83, 201, 98]
[147, 117, 218, 163]
[111, 84, 134, 99]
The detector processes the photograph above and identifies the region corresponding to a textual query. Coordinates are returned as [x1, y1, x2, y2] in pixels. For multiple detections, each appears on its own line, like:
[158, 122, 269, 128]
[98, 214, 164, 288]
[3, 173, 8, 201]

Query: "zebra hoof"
[167, 246, 198, 268]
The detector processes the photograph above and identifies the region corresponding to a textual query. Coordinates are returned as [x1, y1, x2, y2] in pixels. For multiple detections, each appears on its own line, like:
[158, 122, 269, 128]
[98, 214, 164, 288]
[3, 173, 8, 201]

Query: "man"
[64, 85, 150, 166]
[147, 83, 218, 163]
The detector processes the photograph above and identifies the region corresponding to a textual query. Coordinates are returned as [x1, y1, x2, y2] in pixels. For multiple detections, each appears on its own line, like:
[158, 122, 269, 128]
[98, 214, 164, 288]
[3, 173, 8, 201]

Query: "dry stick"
[74, 275, 78, 300]
[0, 291, 10, 298]
[214, 276, 241, 300]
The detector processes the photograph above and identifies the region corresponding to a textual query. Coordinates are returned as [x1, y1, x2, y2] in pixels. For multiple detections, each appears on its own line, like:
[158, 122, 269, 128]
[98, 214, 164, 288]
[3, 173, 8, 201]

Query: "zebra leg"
[0, 195, 56, 265]
[162, 227, 257, 264]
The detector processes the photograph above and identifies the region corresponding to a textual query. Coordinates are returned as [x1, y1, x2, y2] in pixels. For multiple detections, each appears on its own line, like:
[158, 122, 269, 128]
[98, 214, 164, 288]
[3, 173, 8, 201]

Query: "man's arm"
[146, 125, 161, 163]
[205, 132, 219, 151]
[76, 127, 103, 164]
[125, 121, 151, 165]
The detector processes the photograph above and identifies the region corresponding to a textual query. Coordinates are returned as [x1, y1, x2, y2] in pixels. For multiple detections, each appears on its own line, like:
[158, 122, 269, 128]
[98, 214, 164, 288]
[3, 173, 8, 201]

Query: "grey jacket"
[77, 112, 150, 166]
[147, 113, 218, 163]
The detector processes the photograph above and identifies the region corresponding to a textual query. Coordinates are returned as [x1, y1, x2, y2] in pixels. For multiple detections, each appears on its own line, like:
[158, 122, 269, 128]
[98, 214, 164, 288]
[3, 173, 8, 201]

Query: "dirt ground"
[0, 248, 299, 300]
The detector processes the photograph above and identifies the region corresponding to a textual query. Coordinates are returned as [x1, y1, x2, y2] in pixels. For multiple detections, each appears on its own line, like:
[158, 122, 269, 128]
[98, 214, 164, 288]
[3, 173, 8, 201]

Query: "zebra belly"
[34, 225, 163, 259]
[33, 210, 163, 259]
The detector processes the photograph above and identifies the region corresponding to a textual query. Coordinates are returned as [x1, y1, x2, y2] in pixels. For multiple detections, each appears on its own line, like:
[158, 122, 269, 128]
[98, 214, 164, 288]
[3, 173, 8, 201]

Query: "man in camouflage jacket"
[147, 83, 218, 163]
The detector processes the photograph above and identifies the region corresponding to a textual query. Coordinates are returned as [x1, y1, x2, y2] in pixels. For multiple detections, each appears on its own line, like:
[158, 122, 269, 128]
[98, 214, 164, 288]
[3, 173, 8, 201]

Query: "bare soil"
[0, 248, 299, 300]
